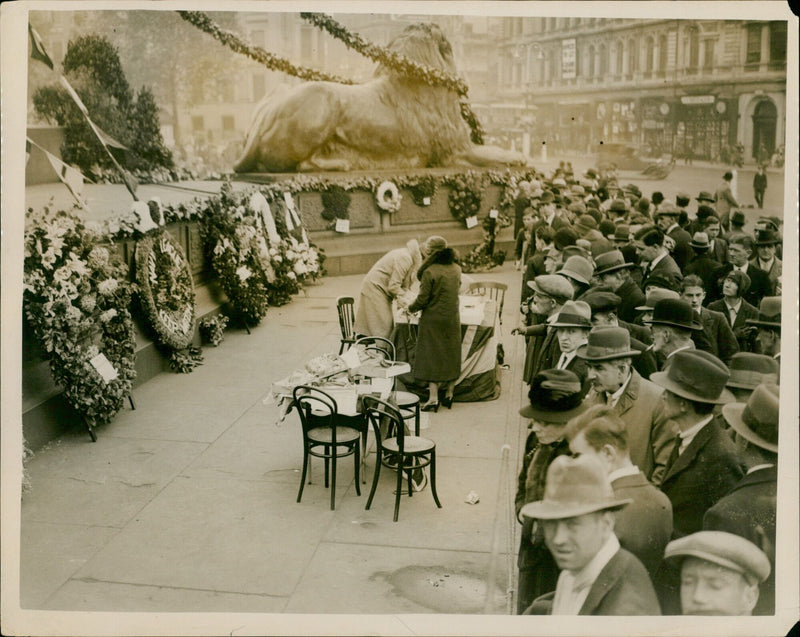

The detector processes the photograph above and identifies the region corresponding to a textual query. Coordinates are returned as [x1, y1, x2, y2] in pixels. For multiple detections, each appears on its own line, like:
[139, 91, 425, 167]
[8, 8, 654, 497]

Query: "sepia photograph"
[1, 2, 798, 635]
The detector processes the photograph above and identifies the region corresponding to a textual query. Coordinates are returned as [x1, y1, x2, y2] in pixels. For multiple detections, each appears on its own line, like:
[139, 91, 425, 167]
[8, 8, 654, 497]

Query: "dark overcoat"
[408, 249, 462, 382]
[698, 306, 740, 365]
[707, 297, 760, 352]
[524, 548, 662, 615]
[703, 466, 777, 615]
[615, 278, 646, 324]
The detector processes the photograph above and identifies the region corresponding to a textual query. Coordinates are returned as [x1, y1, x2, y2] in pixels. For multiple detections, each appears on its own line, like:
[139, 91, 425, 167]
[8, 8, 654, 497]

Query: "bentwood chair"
[293, 385, 361, 511]
[354, 335, 396, 362]
[363, 396, 441, 522]
[336, 297, 357, 354]
[466, 280, 507, 325]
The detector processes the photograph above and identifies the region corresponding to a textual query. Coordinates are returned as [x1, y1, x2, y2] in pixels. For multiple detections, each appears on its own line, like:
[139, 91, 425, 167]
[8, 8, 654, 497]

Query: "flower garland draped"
[23, 207, 137, 428]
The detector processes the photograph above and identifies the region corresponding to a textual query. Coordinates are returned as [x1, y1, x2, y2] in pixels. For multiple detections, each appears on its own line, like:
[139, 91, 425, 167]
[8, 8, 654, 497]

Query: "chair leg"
[430, 450, 442, 508]
[361, 429, 368, 484]
[324, 456, 329, 488]
[354, 444, 361, 496]
[414, 404, 420, 436]
[297, 449, 309, 503]
[365, 451, 382, 510]
[407, 462, 414, 499]
[394, 457, 404, 522]
[330, 451, 337, 511]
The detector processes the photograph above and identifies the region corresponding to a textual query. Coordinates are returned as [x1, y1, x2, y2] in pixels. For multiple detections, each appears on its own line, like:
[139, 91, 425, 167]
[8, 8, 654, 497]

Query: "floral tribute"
[445, 171, 487, 224]
[199, 314, 229, 347]
[375, 180, 402, 213]
[406, 175, 438, 207]
[23, 207, 137, 429]
[135, 229, 201, 372]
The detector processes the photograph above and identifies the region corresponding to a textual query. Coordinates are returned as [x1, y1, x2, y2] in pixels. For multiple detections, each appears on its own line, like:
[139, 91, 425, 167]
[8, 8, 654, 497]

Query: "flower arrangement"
[169, 346, 204, 373]
[375, 180, 402, 213]
[445, 171, 487, 224]
[406, 175, 437, 206]
[320, 185, 351, 222]
[23, 206, 137, 428]
[199, 314, 229, 346]
[135, 230, 197, 352]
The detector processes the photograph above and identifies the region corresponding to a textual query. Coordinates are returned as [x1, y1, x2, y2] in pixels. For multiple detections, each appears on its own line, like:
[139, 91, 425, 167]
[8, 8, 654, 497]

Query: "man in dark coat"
[683, 232, 722, 298]
[521, 455, 661, 615]
[710, 235, 773, 307]
[752, 165, 767, 208]
[704, 382, 778, 615]
[702, 213, 728, 265]
[632, 226, 682, 293]
[651, 350, 746, 613]
[592, 250, 645, 324]
[514, 371, 588, 613]
[565, 404, 673, 580]
[654, 201, 693, 271]
[680, 275, 739, 366]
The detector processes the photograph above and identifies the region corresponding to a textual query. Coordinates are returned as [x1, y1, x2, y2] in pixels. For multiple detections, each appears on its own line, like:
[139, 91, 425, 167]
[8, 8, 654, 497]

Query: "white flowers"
[100, 309, 118, 323]
[98, 278, 118, 295]
[236, 265, 252, 282]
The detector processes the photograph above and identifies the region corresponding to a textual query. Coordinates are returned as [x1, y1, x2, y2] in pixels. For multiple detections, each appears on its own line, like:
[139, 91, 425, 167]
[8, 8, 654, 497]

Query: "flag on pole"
[29, 24, 54, 70]
[59, 75, 89, 116]
[86, 117, 129, 150]
[43, 149, 88, 208]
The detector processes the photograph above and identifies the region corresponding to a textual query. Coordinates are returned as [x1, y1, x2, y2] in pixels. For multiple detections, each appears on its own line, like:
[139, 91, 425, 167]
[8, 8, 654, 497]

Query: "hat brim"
[643, 317, 704, 332]
[520, 497, 632, 520]
[663, 546, 757, 580]
[550, 320, 592, 329]
[576, 343, 640, 361]
[650, 371, 736, 405]
[722, 403, 778, 453]
[519, 401, 587, 423]
[745, 319, 781, 329]
[689, 243, 711, 250]
[559, 271, 590, 285]
[595, 262, 635, 275]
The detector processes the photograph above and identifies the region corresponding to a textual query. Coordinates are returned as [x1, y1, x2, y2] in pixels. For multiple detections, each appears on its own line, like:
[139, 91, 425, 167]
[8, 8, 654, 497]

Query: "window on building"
[250, 29, 265, 48]
[222, 115, 235, 132]
[658, 35, 668, 72]
[615, 40, 624, 74]
[300, 26, 312, 61]
[703, 39, 715, 68]
[645, 37, 655, 72]
[688, 29, 700, 70]
[746, 24, 761, 64]
[599, 44, 608, 76]
[192, 115, 204, 132]
[628, 38, 637, 75]
[253, 74, 265, 101]
[586, 45, 595, 78]
[218, 78, 234, 103]
[769, 21, 787, 63]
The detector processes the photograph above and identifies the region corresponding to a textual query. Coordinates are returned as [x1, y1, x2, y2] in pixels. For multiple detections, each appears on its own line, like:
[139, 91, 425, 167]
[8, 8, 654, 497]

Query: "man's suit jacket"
[524, 548, 662, 615]
[750, 256, 782, 291]
[616, 278, 646, 324]
[698, 307, 740, 365]
[710, 236, 728, 265]
[613, 471, 673, 579]
[619, 318, 652, 345]
[629, 335, 657, 380]
[703, 466, 777, 615]
[707, 297, 760, 352]
[685, 254, 723, 299]
[660, 419, 746, 539]
[710, 263, 773, 308]
[668, 225, 693, 271]
[521, 253, 547, 303]
[584, 370, 676, 486]
[641, 254, 683, 291]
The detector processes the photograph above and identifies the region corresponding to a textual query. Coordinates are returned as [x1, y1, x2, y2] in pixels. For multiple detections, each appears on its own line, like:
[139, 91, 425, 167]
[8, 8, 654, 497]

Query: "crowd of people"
[509, 165, 783, 616]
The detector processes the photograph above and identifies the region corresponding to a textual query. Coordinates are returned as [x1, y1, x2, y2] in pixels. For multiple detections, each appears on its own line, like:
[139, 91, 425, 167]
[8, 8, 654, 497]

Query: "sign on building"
[681, 95, 715, 105]
[562, 39, 576, 79]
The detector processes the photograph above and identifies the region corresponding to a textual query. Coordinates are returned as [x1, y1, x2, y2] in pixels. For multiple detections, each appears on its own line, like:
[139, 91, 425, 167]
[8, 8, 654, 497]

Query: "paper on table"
[89, 353, 119, 383]
[340, 346, 362, 370]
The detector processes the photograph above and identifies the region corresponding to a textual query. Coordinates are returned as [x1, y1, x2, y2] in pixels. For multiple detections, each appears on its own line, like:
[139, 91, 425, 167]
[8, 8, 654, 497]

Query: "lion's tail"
[233, 84, 290, 173]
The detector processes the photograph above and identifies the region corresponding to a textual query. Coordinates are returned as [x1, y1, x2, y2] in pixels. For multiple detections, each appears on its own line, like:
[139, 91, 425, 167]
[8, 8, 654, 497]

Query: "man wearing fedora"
[532, 190, 570, 233]
[565, 405, 673, 580]
[664, 531, 771, 615]
[578, 326, 676, 485]
[592, 250, 645, 324]
[515, 275, 574, 386]
[680, 275, 739, 366]
[549, 301, 592, 389]
[632, 226, 683, 293]
[750, 228, 782, 292]
[515, 370, 588, 614]
[723, 353, 779, 402]
[704, 382, 779, 614]
[722, 210, 747, 242]
[521, 455, 661, 615]
[520, 226, 556, 306]
[654, 202, 693, 271]
[710, 235, 773, 308]
[747, 297, 781, 361]
[645, 298, 711, 369]
[707, 270, 760, 352]
[684, 232, 723, 297]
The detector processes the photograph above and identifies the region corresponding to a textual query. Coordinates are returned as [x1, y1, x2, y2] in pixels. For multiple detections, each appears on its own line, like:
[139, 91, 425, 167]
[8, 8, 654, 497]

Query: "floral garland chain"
[23, 207, 137, 427]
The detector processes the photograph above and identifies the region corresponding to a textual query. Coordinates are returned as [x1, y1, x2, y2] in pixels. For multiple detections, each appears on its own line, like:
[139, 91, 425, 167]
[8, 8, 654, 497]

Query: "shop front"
[672, 95, 735, 162]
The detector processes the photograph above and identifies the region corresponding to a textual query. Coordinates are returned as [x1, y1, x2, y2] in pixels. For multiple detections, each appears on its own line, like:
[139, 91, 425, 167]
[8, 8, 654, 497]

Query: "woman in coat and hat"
[405, 236, 461, 411]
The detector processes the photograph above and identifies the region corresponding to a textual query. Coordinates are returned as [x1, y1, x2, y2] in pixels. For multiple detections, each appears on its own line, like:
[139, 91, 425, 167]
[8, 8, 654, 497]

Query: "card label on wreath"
[335, 218, 350, 233]
[465, 215, 479, 229]
[423, 197, 431, 206]
[489, 209, 499, 219]
[90, 353, 119, 383]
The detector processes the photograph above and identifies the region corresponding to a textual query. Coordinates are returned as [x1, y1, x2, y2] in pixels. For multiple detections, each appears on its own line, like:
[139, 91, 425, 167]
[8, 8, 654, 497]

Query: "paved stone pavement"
[19, 264, 528, 618]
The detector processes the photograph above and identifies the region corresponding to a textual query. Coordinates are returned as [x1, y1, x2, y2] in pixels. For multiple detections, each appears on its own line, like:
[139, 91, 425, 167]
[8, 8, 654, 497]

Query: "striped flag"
[29, 24, 54, 70]
[59, 76, 128, 150]
[43, 149, 88, 208]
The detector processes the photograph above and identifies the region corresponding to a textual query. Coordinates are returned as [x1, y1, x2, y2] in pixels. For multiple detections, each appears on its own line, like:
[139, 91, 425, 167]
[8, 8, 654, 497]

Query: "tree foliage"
[32, 33, 172, 175]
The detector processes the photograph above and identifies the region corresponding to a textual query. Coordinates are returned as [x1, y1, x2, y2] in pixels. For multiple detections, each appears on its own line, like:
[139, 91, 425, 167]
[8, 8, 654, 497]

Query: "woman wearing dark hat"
[406, 236, 461, 411]
[514, 369, 588, 614]
[707, 270, 759, 352]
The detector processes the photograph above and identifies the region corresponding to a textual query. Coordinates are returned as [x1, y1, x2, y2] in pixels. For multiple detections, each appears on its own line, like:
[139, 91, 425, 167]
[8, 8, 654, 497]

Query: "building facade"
[490, 17, 787, 163]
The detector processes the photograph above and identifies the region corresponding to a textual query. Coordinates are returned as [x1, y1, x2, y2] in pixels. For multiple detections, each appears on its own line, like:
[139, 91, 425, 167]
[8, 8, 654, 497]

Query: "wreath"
[375, 180, 402, 213]
[407, 175, 438, 206]
[23, 207, 137, 428]
[135, 230, 196, 351]
[445, 171, 486, 224]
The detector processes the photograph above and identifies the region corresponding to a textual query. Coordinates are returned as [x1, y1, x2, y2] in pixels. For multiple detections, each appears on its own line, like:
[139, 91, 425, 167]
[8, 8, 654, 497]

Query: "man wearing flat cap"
[515, 370, 588, 613]
[703, 382, 779, 614]
[654, 201, 693, 270]
[515, 275, 575, 385]
[748, 296, 782, 362]
[593, 250, 645, 324]
[579, 326, 676, 485]
[664, 531, 770, 615]
[521, 455, 661, 615]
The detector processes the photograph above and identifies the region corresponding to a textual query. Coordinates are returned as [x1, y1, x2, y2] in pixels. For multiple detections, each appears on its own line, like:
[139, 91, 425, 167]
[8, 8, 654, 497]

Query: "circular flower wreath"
[23, 207, 137, 427]
[135, 230, 196, 351]
[375, 180, 402, 213]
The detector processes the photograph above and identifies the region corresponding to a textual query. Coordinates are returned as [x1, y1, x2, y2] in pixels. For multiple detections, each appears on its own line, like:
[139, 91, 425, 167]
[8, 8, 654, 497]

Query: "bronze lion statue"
[233, 23, 529, 173]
